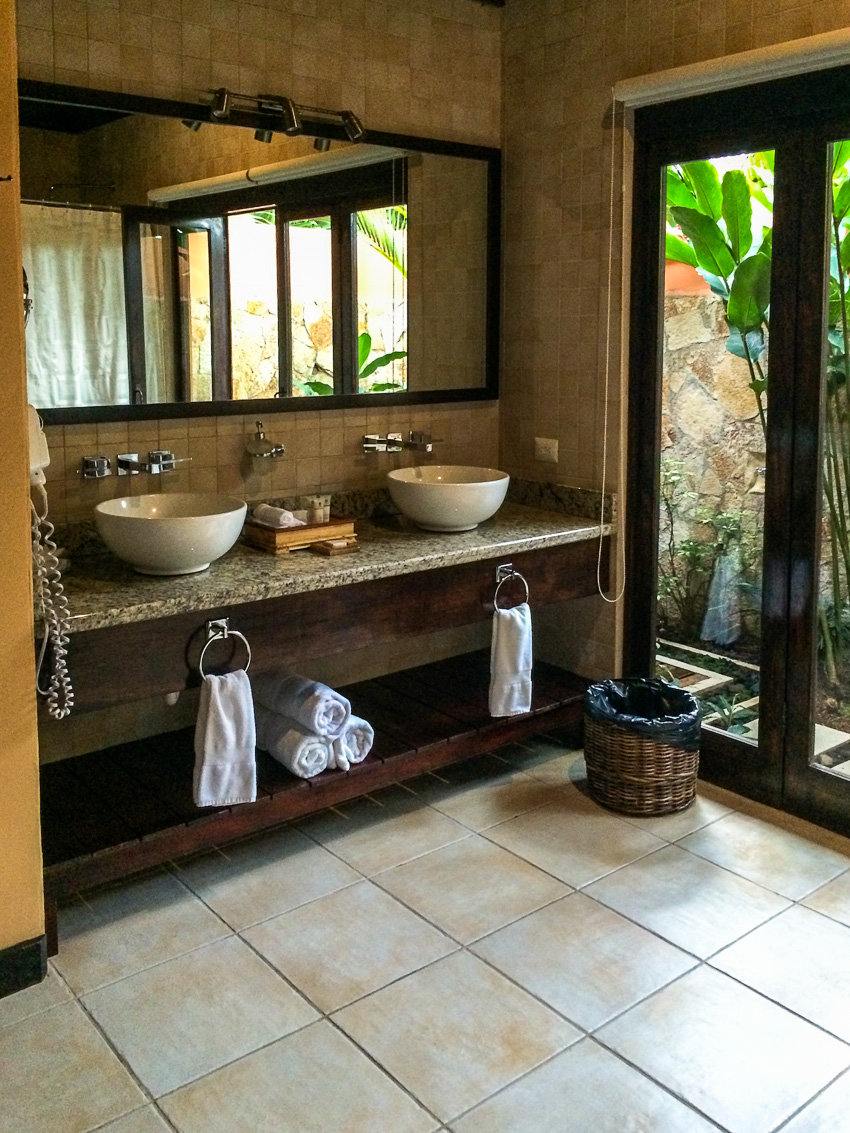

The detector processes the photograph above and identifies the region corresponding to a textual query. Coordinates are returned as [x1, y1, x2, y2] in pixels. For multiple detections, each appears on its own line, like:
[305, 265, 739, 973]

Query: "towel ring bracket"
[198, 617, 252, 678]
[494, 563, 529, 608]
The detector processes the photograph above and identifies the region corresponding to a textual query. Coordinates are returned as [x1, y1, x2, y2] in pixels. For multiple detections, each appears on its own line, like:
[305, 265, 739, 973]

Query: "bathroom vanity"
[38, 502, 611, 952]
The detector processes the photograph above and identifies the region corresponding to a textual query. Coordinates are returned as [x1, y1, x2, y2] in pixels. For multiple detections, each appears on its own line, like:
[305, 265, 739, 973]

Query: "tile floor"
[6, 733, 850, 1131]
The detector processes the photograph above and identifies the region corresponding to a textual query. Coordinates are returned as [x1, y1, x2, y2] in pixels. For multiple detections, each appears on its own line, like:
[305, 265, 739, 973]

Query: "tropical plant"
[666, 156, 773, 438]
[664, 152, 850, 683]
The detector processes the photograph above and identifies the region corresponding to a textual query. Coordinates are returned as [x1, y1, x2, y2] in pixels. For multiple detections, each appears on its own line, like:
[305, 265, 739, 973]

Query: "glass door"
[659, 152, 773, 757]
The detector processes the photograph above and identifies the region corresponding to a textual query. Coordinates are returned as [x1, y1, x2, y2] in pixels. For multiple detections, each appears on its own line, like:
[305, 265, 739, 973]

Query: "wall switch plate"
[534, 437, 559, 463]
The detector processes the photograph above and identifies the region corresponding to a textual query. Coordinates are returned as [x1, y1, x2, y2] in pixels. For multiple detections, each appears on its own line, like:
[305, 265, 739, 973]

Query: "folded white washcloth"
[193, 670, 257, 806]
[330, 714, 374, 771]
[255, 704, 332, 779]
[489, 602, 533, 717]
[252, 673, 351, 738]
[252, 503, 306, 529]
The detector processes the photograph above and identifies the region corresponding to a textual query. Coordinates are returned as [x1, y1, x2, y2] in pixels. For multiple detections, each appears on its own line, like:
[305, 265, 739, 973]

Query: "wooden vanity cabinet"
[40, 536, 609, 953]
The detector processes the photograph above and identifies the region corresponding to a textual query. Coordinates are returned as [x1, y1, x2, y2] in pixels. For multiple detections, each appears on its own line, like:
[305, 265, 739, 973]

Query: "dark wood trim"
[121, 212, 147, 406]
[208, 217, 232, 402]
[277, 214, 292, 397]
[334, 210, 358, 395]
[623, 135, 664, 678]
[0, 935, 47, 1000]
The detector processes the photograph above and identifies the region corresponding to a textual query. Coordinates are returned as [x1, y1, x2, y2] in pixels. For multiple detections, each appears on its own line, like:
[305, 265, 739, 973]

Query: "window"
[123, 159, 408, 404]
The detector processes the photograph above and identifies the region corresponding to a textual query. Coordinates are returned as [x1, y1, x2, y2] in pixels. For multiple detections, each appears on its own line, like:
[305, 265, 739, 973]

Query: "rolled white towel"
[255, 704, 331, 779]
[331, 714, 374, 771]
[252, 673, 351, 738]
[252, 503, 306, 529]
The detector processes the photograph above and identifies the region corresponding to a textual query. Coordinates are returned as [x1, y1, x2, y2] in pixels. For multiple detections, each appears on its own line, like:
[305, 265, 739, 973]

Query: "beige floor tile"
[802, 867, 850, 927]
[0, 965, 71, 1029]
[54, 871, 231, 994]
[597, 966, 850, 1133]
[617, 791, 733, 841]
[97, 1107, 173, 1132]
[160, 1020, 438, 1133]
[712, 904, 850, 1042]
[375, 834, 569, 943]
[452, 1037, 718, 1132]
[416, 767, 562, 831]
[680, 811, 850, 900]
[83, 935, 317, 1096]
[471, 892, 697, 1030]
[242, 880, 457, 1011]
[0, 1000, 145, 1133]
[482, 794, 666, 887]
[333, 950, 580, 1123]
[299, 792, 471, 875]
[174, 825, 361, 929]
[781, 1067, 850, 1132]
[496, 738, 587, 787]
[585, 843, 790, 957]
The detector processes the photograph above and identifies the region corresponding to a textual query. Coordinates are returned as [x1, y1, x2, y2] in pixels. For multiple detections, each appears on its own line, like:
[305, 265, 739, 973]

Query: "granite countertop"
[53, 502, 613, 634]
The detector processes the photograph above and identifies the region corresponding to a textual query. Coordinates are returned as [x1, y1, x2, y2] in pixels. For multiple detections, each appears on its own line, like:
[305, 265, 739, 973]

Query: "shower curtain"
[21, 204, 129, 407]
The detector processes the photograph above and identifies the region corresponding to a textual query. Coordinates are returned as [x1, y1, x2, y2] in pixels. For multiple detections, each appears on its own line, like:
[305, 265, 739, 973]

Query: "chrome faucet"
[362, 431, 442, 454]
[116, 450, 192, 475]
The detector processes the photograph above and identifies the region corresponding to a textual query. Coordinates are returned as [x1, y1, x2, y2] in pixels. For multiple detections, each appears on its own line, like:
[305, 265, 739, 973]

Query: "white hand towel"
[252, 673, 351, 738]
[489, 602, 533, 717]
[255, 704, 332, 779]
[252, 503, 306, 528]
[193, 670, 257, 806]
[330, 714, 374, 771]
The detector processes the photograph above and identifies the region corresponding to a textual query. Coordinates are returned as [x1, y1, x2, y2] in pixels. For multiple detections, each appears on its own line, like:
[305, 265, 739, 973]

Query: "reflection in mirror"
[18, 83, 499, 420]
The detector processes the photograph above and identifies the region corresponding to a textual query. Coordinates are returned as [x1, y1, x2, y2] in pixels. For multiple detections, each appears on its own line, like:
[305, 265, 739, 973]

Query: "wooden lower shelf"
[40, 650, 587, 950]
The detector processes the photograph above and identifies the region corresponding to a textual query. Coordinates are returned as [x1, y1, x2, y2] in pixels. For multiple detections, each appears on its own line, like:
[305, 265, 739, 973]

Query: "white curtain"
[21, 204, 129, 407]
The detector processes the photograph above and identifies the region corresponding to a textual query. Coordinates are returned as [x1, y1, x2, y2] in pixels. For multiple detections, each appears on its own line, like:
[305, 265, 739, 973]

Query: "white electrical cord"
[31, 481, 74, 719]
[597, 93, 628, 605]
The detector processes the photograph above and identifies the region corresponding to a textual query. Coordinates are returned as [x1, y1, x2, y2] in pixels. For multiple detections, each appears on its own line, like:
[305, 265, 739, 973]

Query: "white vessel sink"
[387, 465, 510, 532]
[95, 492, 247, 575]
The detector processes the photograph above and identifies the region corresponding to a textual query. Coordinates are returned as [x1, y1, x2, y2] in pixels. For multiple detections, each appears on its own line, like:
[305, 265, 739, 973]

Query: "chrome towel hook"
[198, 618, 252, 679]
[494, 563, 529, 609]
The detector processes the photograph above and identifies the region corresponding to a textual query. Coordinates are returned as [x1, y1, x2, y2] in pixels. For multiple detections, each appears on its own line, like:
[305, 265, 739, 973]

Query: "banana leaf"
[680, 160, 723, 221]
[722, 169, 753, 262]
[670, 206, 735, 280]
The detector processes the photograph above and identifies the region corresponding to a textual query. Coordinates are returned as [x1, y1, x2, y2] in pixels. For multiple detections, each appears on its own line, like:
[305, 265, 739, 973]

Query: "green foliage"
[357, 331, 406, 392]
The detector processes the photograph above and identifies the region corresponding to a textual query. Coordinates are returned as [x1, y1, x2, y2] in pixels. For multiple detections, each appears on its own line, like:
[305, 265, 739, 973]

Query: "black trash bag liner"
[585, 678, 701, 748]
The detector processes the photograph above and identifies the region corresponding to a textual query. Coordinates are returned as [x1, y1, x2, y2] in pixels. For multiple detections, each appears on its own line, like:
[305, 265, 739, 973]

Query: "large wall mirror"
[18, 81, 501, 423]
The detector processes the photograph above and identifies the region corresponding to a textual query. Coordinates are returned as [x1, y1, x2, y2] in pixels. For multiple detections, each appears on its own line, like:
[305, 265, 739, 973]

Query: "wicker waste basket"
[584, 678, 701, 816]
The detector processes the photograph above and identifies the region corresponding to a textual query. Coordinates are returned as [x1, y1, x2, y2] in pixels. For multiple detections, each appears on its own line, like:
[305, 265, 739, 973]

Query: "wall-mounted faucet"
[362, 431, 442, 454]
[116, 451, 192, 475]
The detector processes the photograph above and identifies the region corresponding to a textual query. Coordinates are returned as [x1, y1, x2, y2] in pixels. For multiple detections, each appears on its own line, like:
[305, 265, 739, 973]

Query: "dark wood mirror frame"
[18, 79, 502, 424]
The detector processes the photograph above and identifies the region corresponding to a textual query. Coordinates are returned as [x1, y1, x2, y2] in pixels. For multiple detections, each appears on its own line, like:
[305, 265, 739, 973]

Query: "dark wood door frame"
[623, 68, 850, 832]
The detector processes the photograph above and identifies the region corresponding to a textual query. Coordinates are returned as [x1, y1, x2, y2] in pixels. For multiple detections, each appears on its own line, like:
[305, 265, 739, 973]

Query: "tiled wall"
[42, 402, 499, 523]
[17, 0, 503, 523]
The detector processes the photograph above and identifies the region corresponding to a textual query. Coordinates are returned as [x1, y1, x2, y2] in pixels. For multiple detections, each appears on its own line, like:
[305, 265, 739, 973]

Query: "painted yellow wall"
[0, 0, 44, 951]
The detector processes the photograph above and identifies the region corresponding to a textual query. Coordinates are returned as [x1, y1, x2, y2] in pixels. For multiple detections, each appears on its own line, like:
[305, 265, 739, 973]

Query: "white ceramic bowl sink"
[387, 465, 510, 532]
[95, 493, 247, 575]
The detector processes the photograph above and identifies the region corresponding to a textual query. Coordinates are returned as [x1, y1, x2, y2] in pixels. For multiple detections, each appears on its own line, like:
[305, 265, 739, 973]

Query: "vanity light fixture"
[340, 110, 365, 142]
[210, 87, 231, 119]
[313, 137, 331, 152]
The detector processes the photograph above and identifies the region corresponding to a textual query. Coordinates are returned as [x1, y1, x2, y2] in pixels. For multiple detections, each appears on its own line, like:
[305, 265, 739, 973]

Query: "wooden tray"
[241, 515, 357, 554]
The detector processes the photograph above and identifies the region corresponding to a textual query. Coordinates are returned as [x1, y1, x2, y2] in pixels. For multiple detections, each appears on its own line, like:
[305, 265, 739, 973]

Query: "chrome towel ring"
[198, 618, 252, 679]
[494, 563, 529, 609]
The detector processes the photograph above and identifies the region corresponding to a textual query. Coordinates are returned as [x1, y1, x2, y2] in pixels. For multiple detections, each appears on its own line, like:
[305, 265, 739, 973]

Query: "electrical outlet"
[535, 437, 559, 464]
